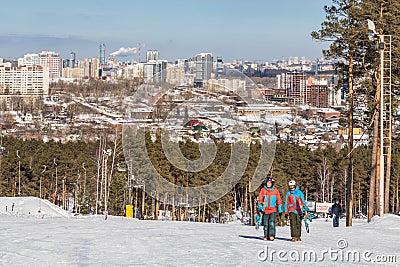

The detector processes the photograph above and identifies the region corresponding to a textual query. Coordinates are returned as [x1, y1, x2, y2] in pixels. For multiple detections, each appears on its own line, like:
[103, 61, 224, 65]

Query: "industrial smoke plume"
[110, 47, 137, 57]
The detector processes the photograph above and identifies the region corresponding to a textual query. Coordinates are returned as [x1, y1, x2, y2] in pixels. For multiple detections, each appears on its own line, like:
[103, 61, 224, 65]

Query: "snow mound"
[0, 197, 70, 218]
[368, 214, 399, 225]
[369, 215, 382, 224]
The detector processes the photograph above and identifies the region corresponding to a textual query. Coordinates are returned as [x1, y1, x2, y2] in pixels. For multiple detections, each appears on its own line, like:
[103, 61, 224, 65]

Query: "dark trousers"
[262, 212, 277, 237]
[333, 214, 339, 227]
[289, 212, 302, 238]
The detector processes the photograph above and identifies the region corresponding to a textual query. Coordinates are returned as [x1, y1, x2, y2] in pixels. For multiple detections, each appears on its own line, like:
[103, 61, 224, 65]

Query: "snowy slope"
[0, 197, 70, 218]
[0, 212, 398, 266]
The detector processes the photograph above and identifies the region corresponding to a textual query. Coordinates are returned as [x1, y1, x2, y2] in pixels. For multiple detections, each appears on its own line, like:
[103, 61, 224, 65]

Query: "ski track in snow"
[0, 198, 399, 266]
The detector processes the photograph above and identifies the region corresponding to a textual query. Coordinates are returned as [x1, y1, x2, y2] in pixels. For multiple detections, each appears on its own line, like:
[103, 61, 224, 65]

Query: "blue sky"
[1, 0, 332, 62]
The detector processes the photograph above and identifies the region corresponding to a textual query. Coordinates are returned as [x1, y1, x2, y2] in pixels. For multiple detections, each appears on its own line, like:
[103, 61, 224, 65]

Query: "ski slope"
[0, 197, 70, 218]
[0, 203, 398, 266]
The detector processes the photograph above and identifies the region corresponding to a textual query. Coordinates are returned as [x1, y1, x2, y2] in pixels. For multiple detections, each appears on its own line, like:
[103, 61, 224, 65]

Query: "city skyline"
[1, 0, 332, 61]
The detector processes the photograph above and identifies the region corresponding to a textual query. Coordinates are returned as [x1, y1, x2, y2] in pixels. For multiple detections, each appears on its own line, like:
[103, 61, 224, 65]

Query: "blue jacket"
[284, 185, 306, 215]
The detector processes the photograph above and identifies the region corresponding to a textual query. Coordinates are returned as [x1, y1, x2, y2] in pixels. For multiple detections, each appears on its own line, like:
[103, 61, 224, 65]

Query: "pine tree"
[311, 0, 370, 226]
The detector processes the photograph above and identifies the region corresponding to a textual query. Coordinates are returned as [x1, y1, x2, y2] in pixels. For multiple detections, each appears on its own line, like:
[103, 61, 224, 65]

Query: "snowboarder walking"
[284, 180, 305, 242]
[329, 199, 342, 227]
[257, 177, 283, 241]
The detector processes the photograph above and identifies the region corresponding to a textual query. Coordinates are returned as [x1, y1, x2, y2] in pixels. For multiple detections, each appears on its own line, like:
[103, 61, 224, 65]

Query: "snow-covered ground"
[0, 197, 399, 266]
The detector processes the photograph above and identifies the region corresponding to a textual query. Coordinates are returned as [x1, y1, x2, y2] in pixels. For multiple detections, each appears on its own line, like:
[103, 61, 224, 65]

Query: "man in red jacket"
[257, 177, 283, 241]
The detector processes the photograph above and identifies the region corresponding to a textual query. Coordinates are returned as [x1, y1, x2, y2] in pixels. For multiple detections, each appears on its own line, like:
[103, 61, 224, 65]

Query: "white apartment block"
[18, 53, 39, 67]
[204, 78, 246, 92]
[122, 63, 144, 79]
[0, 66, 49, 95]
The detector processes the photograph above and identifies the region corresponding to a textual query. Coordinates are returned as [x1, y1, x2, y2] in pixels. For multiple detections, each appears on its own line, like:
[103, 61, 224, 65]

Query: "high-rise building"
[0, 66, 49, 95]
[307, 79, 329, 108]
[282, 71, 307, 104]
[91, 58, 100, 78]
[69, 52, 76, 68]
[38, 51, 62, 79]
[99, 43, 106, 65]
[146, 50, 159, 62]
[144, 60, 167, 82]
[194, 53, 213, 87]
[18, 53, 39, 67]
[216, 56, 224, 77]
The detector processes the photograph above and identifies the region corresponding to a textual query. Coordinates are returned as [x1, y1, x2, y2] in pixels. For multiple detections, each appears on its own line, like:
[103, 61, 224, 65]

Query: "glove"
[257, 203, 264, 212]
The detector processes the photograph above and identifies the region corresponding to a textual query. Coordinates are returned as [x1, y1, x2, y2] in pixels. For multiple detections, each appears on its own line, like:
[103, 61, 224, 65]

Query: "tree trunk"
[396, 176, 399, 215]
[346, 48, 354, 227]
[142, 184, 145, 219]
[172, 195, 175, 221]
[244, 184, 248, 216]
[368, 99, 379, 222]
[250, 193, 254, 226]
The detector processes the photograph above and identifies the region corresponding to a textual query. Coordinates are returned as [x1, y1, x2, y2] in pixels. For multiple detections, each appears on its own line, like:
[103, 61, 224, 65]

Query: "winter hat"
[288, 180, 296, 190]
[265, 177, 275, 184]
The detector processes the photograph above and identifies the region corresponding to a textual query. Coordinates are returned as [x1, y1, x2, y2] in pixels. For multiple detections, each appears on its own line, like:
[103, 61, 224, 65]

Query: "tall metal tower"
[381, 34, 392, 214]
[367, 19, 393, 216]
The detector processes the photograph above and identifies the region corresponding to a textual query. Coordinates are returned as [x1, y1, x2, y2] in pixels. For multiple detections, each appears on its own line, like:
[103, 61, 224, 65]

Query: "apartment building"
[38, 51, 62, 79]
[0, 66, 49, 95]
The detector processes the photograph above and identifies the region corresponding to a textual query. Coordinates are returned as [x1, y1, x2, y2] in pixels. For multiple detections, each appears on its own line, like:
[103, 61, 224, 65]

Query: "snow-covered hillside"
[0, 197, 70, 218]
[0, 201, 398, 266]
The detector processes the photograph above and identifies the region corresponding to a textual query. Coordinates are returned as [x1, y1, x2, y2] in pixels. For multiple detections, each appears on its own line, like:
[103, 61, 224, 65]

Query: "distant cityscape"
[0, 44, 378, 150]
